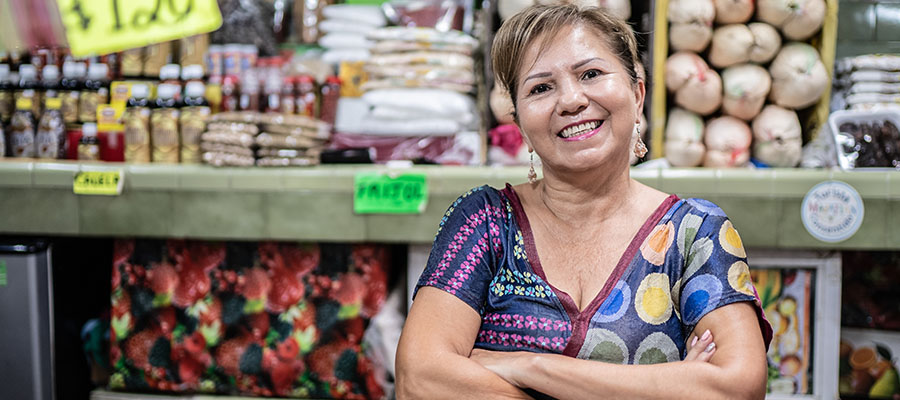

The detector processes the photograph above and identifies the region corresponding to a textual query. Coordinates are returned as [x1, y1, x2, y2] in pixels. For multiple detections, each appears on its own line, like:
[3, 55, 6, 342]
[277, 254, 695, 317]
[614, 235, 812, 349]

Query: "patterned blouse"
[415, 185, 772, 370]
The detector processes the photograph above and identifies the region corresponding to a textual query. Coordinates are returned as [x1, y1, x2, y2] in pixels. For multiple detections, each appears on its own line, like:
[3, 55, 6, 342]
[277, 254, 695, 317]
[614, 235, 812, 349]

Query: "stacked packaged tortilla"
[833, 55, 900, 111]
[200, 112, 331, 167]
[201, 113, 259, 167]
[255, 113, 331, 166]
[332, 27, 481, 165]
[318, 4, 386, 66]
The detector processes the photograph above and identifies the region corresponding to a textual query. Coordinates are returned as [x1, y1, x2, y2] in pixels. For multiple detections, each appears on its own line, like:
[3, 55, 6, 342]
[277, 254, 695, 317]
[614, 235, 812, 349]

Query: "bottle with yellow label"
[78, 63, 109, 123]
[15, 64, 40, 117]
[41, 65, 60, 111]
[35, 97, 66, 159]
[123, 83, 152, 163]
[9, 98, 36, 157]
[179, 81, 210, 164]
[151, 83, 181, 163]
[78, 122, 100, 161]
[61, 61, 85, 124]
[0, 64, 12, 123]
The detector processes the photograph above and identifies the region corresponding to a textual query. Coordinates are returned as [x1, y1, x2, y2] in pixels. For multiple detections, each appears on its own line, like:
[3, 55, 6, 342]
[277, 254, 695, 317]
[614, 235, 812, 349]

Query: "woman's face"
[515, 23, 644, 174]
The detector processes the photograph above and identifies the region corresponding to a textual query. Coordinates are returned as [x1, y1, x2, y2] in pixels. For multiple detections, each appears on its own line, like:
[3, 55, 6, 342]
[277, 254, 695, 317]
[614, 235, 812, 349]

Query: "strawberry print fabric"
[414, 185, 772, 369]
[110, 240, 389, 399]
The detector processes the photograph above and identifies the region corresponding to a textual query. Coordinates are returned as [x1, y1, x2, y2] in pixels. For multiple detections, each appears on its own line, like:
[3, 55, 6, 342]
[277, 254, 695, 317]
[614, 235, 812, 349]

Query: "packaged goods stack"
[256, 113, 332, 166]
[200, 112, 331, 167]
[318, 5, 386, 66]
[332, 27, 481, 165]
[827, 55, 900, 169]
[834, 55, 900, 112]
[200, 114, 260, 167]
[661, 0, 829, 169]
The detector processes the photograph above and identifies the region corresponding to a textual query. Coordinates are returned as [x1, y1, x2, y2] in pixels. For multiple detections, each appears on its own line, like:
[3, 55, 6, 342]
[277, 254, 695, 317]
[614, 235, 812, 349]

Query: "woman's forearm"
[396, 350, 534, 400]
[517, 352, 765, 400]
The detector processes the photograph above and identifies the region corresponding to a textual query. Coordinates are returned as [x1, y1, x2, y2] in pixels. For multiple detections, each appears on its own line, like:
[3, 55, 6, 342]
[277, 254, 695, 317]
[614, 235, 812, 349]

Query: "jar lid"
[159, 63, 181, 80]
[87, 63, 109, 80]
[157, 83, 180, 99]
[130, 83, 149, 99]
[83, 122, 98, 136]
[185, 81, 206, 98]
[42, 65, 60, 82]
[18, 64, 37, 79]
[181, 64, 204, 80]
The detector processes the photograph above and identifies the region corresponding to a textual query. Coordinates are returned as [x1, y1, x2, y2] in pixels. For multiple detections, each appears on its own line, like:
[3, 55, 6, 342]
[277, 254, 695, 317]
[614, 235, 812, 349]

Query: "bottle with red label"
[319, 76, 341, 125]
[280, 76, 295, 115]
[295, 75, 317, 118]
[220, 75, 239, 112]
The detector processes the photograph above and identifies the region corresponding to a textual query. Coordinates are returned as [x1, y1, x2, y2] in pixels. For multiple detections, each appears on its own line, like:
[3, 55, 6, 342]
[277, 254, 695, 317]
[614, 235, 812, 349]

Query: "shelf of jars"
[0, 160, 897, 249]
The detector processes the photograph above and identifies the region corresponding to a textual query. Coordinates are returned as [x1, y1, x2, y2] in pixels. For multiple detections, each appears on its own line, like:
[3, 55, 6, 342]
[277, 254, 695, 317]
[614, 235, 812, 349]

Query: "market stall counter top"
[1, 160, 897, 249]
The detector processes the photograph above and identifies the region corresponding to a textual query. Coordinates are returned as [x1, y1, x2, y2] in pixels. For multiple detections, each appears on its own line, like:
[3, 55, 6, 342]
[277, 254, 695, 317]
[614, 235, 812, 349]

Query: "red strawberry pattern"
[111, 239, 390, 398]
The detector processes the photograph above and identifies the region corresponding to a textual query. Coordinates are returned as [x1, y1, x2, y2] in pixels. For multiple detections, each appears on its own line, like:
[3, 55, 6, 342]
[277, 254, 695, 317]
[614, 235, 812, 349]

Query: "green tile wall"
[838, 0, 900, 58]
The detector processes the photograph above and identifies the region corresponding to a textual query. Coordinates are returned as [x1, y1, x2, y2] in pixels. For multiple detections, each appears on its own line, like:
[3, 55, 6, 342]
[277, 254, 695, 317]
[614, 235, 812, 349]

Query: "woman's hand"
[470, 330, 717, 388]
[684, 329, 717, 362]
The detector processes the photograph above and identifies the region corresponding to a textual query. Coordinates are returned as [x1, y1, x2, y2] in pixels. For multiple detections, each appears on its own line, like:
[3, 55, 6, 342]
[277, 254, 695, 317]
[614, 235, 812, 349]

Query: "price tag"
[57, 0, 223, 57]
[354, 173, 427, 214]
[73, 170, 125, 196]
[0, 261, 6, 287]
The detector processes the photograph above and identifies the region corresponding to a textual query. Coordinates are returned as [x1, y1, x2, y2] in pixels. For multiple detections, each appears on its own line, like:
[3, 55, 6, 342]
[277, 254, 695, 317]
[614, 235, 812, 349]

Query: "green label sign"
[74, 170, 125, 195]
[354, 173, 428, 214]
[0, 261, 6, 286]
[57, 0, 223, 57]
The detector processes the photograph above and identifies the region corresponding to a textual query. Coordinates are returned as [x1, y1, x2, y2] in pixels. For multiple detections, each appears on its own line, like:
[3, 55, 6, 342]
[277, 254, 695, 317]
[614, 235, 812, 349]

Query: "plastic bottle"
[78, 122, 100, 161]
[280, 76, 295, 115]
[78, 63, 109, 122]
[179, 81, 210, 164]
[60, 61, 85, 124]
[181, 64, 204, 83]
[122, 83, 152, 163]
[319, 76, 341, 125]
[0, 64, 12, 122]
[220, 75, 239, 112]
[151, 83, 181, 163]
[295, 75, 317, 118]
[41, 64, 61, 110]
[263, 76, 281, 113]
[160, 63, 182, 87]
[239, 72, 260, 112]
[9, 98, 36, 157]
[35, 97, 66, 159]
[15, 64, 40, 117]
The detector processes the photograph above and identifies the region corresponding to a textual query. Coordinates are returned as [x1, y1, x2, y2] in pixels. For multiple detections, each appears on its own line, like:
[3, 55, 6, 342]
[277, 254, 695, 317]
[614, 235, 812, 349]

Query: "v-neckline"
[502, 184, 678, 320]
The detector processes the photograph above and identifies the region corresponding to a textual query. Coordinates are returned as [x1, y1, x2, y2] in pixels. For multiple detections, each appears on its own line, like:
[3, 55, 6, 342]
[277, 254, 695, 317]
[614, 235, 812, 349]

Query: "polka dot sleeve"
[413, 187, 506, 313]
[677, 200, 773, 348]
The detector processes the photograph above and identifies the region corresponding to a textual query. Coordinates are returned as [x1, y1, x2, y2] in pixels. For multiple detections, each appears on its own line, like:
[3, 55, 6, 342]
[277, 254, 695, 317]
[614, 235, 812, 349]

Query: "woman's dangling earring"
[528, 151, 537, 184]
[634, 125, 648, 158]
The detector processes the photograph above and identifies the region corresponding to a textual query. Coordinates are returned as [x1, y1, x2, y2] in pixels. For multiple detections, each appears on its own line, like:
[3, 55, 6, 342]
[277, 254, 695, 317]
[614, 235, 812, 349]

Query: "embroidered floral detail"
[488, 267, 555, 299]
[477, 329, 568, 352]
[513, 230, 527, 260]
[482, 313, 571, 332]
[425, 202, 505, 290]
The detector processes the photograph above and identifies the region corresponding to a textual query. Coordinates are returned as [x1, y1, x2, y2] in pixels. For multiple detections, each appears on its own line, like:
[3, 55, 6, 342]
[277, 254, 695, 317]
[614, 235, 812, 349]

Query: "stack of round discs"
[200, 116, 258, 167]
[255, 113, 331, 167]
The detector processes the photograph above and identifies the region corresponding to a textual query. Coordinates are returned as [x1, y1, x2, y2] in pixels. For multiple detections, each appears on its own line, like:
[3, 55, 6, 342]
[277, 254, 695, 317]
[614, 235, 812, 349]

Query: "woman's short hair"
[491, 4, 641, 110]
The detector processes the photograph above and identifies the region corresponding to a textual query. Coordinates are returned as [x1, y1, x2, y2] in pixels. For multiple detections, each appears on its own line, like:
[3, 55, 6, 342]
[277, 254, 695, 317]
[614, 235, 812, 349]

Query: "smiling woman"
[396, 5, 772, 400]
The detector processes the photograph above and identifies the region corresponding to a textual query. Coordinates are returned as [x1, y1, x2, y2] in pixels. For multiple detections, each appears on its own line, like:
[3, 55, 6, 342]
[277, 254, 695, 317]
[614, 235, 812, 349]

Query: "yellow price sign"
[57, 0, 223, 57]
[73, 170, 125, 195]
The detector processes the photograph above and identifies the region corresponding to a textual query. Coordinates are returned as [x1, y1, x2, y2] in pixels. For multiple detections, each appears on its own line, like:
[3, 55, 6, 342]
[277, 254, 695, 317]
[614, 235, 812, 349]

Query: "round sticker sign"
[801, 181, 864, 243]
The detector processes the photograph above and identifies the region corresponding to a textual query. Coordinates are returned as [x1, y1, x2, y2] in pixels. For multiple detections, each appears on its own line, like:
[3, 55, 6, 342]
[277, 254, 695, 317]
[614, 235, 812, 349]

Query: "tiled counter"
[1, 160, 898, 249]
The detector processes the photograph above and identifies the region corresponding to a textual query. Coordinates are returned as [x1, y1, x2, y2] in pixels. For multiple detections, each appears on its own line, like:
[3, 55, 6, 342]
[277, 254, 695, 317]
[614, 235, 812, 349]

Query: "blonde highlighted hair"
[491, 4, 642, 111]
